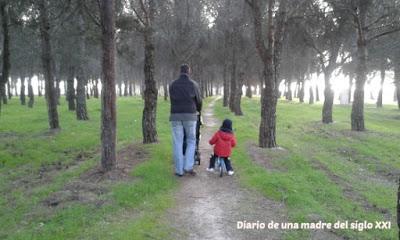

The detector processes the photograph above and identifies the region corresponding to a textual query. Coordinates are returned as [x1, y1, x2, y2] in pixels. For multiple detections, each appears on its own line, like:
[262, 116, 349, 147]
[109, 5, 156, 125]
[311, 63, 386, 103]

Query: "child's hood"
[217, 130, 234, 141]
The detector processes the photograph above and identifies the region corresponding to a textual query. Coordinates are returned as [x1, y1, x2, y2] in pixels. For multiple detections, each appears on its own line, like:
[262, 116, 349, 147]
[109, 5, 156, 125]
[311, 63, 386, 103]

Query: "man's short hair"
[180, 64, 190, 74]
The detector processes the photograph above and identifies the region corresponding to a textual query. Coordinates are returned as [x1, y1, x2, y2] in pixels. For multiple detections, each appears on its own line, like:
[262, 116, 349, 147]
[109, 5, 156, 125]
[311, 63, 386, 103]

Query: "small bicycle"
[215, 156, 226, 177]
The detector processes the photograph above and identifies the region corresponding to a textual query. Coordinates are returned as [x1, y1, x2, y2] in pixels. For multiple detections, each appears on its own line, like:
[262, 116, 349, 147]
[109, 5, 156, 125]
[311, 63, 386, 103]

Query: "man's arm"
[194, 82, 202, 112]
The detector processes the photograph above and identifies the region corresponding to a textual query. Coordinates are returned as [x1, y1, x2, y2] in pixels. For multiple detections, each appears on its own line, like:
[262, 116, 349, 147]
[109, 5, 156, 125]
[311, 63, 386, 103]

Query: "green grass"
[214, 98, 399, 240]
[1, 96, 398, 240]
[0, 97, 177, 240]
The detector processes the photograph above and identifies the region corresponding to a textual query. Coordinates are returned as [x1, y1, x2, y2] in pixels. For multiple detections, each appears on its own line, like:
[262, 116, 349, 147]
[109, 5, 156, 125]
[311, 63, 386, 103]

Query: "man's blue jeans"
[171, 121, 197, 175]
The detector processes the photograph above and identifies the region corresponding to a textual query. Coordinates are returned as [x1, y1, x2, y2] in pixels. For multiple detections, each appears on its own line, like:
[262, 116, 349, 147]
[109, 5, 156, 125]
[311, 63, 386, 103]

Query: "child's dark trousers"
[208, 154, 233, 171]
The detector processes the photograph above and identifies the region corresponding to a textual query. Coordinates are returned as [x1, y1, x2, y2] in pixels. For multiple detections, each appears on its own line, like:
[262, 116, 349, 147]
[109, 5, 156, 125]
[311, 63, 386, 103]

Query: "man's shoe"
[184, 169, 197, 176]
[175, 173, 183, 177]
[228, 170, 234, 176]
[206, 168, 215, 172]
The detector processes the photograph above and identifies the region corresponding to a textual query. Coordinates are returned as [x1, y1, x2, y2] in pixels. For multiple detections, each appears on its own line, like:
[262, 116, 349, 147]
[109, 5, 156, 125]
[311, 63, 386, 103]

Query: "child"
[207, 119, 236, 175]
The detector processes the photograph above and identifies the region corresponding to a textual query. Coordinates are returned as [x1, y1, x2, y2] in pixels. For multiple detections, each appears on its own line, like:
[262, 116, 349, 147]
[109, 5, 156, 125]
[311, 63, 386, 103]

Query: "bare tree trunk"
[223, 61, 229, 107]
[66, 66, 76, 111]
[20, 75, 26, 105]
[100, 0, 117, 171]
[246, 78, 252, 98]
[233, 72, 244, 115]
[75, 7, 89, 120]
[0, 1, 10, 113]
[376, 63, 385, 108]
[309, 85, 314, 104]
[395, 63, 400, 110]
[94, 78, 99, 98]
[229, 34, 237, 112]
[7, 81, 11, 99]
[322, 72, 334, 123]
[299, 76, 305, 103]
[351, 3, 368, 131]
[129, 81, 133, 96]
[286, 78, 292, 100]
[38, 0, 59, 129]
[142, 1, 158, 144]
[28, 76, 34, 108]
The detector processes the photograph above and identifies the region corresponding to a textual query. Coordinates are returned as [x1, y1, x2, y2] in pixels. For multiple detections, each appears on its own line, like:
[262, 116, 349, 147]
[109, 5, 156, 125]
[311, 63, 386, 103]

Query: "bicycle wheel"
[219, 158, 223, 177]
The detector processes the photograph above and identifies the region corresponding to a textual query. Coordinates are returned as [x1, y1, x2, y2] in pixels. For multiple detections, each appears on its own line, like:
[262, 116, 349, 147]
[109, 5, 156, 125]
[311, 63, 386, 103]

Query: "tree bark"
[376, 63, 385, 108]
[38, 0, 59, 129]
[309, 85, 314, 104]
[100, 0, 117, 171]
[28, 76, 34, 108]
[223, 61, 229, 107]
[142, 0, 158, 144]
[394, 62, 400, 110]
[229, 34, 237, 112]
[66, 66, 76, 111]
[351, 2, 369, 131]
[75, 10, 89, 120]
[0, 1, 10, 113]
[20, 75, 26, 105]
[322, 71, 334, 123]
[7, 81, 11, 99]
[233, 71, 244, 115]
[299, 76, 305, 103]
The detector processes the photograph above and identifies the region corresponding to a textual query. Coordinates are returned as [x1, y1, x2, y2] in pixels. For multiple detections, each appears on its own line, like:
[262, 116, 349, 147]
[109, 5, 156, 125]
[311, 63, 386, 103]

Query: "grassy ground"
[214, 98, 399, 240]
[1, 96, 398, 240]
[0, 97, 177, 240]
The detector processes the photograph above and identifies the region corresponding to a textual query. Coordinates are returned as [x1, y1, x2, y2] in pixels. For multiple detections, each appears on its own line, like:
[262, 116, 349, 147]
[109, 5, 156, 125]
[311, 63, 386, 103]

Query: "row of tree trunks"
[38, 0, 59, 129]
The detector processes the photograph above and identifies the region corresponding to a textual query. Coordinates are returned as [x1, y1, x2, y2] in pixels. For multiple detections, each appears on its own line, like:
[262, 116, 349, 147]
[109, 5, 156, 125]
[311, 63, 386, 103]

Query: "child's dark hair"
[220, 119, 233, 133]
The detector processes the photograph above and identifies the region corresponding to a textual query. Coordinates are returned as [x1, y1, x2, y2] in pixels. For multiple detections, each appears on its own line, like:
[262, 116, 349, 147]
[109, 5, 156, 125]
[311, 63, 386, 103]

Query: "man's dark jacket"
[169, 73, 202, 121]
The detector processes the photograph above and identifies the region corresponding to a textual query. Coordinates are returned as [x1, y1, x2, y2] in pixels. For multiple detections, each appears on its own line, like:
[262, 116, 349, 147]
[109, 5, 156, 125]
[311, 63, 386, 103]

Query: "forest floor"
[0, 96, 398, 240]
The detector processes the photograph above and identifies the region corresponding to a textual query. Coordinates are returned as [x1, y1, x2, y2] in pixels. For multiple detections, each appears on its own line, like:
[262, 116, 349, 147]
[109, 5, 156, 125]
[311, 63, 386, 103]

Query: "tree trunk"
[129, 81, 133, 96]
[76, 10, 89, 120]
[299, 76, 305, 103]
[229, 37, 237, 112]
[309, 85, 314, 104]
[66, 66, 76, 111]
[351, 3, 368, 131]
[315, 85, 320, 102]
[100, 0, 117, 171]
[38, 0, 59, 129]
[163, 79, 168, 101]
[246, 78, 252, 98]
[259, 65, 277, 148]
[322, 72, 334, 123]
[142, 6, 158, 144]
[94, 78, 99, 98]
[348, 72, 353, 103]
[7, 81, 11, 99]
[376, 64, 385, 108]
[395, 63, 400, 110]
[124, 79, 128, 96]
[286, 78, 292, 100]
[0, 1, 10, 113]
[223, 61, 229, 107]
[233, 72, 244, 115]
[28, 76, 34, 108]
[20, 75, 26, 105]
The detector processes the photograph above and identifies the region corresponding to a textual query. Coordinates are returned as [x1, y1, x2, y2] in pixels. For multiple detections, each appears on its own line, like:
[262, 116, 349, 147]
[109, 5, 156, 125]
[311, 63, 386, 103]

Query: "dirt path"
[165, 98, 287, 240]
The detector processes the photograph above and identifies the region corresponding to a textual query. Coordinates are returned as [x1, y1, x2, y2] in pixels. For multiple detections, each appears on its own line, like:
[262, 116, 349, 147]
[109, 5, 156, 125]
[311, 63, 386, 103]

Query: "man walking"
[169, 64, 202, 177]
